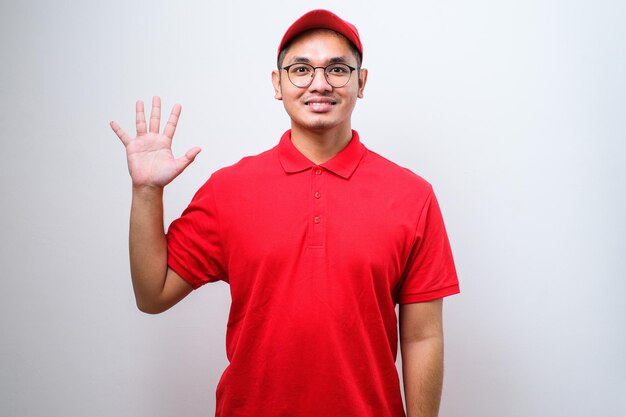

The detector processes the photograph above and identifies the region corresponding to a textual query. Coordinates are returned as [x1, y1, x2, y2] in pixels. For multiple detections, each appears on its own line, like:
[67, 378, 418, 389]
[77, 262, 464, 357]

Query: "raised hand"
[110, 96, 201, 189]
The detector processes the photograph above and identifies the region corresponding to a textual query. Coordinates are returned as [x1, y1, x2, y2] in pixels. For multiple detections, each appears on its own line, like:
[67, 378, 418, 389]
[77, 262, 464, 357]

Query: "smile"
[304, 97, 337, 113]
[304, 97, 337, 105]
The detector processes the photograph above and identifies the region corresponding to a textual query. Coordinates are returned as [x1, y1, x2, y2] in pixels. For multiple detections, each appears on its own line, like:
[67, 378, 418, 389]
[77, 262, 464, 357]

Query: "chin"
[293, 114, 345, 131]
[305, 120, 337, 130]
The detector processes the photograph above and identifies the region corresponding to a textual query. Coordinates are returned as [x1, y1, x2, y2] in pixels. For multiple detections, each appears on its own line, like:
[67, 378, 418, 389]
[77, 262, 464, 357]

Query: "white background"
[1, 0, 624, 416]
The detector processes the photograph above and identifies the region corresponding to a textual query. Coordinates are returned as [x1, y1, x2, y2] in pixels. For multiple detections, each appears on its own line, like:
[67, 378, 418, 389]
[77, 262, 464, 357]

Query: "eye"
[289, 64, 313, 75]
[327, 64, 350, 74]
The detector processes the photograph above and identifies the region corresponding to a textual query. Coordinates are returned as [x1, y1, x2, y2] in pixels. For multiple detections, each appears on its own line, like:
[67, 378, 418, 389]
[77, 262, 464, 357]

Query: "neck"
[290, 125, 353, 165]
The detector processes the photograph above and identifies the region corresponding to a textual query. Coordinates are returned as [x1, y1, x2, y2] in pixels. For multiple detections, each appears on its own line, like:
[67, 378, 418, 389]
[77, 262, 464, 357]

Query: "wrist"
[132, 184, 164, 200]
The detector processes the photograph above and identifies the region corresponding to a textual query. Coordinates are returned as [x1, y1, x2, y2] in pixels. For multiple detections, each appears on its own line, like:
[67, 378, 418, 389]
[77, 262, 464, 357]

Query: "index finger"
[162, 104, 182, 140]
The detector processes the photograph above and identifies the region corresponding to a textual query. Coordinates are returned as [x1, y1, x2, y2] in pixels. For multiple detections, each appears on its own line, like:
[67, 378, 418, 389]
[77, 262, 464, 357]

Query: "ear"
[357, 68, 368, 99]
[272, 70, 283, 100]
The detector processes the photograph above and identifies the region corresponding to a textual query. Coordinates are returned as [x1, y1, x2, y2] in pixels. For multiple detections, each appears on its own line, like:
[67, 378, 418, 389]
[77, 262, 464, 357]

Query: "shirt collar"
[277, 130, 366, 179]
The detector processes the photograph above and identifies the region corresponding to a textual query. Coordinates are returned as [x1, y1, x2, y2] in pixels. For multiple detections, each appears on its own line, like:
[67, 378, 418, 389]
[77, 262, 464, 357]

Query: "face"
[272, 30, 368, 134]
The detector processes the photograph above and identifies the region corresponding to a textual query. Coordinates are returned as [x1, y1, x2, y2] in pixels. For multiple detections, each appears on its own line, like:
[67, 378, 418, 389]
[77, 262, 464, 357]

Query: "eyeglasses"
[282, 63, 358, 88]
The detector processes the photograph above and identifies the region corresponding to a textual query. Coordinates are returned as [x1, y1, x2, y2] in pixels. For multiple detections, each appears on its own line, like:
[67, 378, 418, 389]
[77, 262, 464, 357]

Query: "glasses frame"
[282, 63, 358, 89]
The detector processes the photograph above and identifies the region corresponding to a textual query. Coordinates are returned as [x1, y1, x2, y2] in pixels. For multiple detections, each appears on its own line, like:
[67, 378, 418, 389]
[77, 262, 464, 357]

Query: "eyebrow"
[288, 56, 353, 65]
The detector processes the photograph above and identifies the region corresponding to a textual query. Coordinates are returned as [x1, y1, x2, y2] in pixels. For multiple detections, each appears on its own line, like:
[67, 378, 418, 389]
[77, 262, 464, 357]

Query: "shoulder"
[208, 145, 279, 186]
[360, 148, 433, 195]
[190, 145, 281, 206]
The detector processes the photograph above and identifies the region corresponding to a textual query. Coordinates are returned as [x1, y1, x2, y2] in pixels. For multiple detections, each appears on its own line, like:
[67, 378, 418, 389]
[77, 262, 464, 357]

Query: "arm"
[399, 298, 445, 417]
[111, 97, 201, 314]
[128, 185, 192, 314]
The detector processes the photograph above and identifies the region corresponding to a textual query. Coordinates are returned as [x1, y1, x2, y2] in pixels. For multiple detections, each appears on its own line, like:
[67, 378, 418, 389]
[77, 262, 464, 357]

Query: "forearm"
[401, 335, 444, 417]
[129, 185, 168, 312]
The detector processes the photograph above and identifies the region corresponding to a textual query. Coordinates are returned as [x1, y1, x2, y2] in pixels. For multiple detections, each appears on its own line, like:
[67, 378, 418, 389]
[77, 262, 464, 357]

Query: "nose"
[308, 67, 332, 92]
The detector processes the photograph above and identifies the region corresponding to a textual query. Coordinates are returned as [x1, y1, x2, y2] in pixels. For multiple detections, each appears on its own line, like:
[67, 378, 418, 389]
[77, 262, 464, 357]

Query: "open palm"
[110, 97, 201, 188]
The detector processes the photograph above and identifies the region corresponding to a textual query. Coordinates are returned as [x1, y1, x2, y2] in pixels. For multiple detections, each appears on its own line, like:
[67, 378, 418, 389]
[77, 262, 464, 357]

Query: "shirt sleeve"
[394, 188, 460, 304]
[166, 177, 228, 289]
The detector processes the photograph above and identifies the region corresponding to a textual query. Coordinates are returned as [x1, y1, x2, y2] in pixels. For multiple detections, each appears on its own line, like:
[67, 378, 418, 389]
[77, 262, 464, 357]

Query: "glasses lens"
[287, 64, 314, 88]
[325, 64, 352, 88]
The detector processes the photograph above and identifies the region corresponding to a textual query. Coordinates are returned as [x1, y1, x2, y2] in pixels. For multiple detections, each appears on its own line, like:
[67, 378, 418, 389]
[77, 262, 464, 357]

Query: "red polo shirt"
[167, 130, 459, 417]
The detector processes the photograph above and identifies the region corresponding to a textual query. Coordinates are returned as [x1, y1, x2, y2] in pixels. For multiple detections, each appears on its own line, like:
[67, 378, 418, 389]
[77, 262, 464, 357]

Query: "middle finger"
[149, 96, 161, 134]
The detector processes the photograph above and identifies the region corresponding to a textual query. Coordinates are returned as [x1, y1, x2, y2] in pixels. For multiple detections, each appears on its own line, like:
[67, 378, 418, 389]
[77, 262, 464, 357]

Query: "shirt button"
[314, 216, 321, 224]
[314, 192, 321, 199]
[315, 168, 322, 175]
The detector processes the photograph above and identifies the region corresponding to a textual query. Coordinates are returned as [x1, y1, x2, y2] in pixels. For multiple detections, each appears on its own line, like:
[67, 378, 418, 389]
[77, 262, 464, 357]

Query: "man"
[110, 9, 459, 417]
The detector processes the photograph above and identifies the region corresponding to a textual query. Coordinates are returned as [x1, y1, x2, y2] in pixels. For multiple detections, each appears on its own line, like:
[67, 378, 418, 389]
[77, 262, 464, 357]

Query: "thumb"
[175, 147, 202, 173]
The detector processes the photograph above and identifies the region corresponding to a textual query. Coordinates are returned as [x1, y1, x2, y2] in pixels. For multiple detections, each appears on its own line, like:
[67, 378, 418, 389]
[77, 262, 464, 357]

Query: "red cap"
[278, 9, 363, 60]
